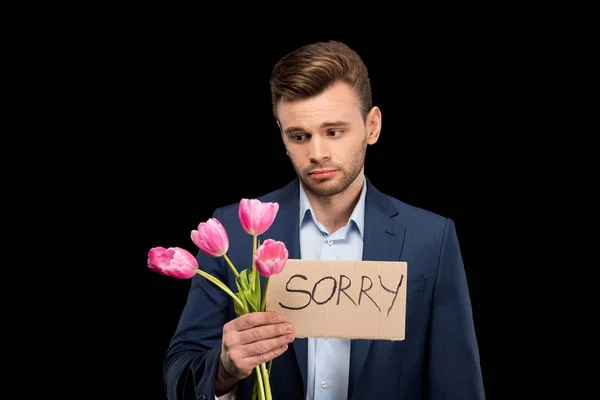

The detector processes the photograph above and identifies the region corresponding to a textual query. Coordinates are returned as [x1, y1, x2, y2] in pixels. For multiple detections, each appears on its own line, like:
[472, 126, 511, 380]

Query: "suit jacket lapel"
[348, 177, 406, 398]
[257, 179, 308, 396]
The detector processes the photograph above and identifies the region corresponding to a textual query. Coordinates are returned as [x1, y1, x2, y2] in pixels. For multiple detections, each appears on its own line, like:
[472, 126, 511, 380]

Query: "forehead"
[276, 81, 362, 128]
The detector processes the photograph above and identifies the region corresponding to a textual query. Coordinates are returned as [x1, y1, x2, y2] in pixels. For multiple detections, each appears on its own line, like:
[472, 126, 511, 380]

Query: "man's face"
[276, 81, 381, 197]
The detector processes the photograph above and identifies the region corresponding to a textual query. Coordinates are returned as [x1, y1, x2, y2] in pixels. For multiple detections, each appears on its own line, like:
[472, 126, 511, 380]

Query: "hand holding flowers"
[148, 199, 289, 400]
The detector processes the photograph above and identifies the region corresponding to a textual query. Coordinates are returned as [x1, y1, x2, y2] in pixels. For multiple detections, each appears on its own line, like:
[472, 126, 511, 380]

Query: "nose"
[308, 136, 331, 163]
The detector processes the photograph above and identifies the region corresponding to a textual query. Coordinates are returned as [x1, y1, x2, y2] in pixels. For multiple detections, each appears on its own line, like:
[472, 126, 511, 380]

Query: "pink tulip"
[254, 239, 288, 277]
[147, 246, 198, 279]
[239, 199, 279, 236]
[191, 218, 229, 257]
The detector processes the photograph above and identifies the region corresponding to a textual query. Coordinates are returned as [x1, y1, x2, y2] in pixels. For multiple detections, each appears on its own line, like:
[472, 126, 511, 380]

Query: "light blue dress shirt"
[299, 179, 366, 400]
[217, 180, 367, 400]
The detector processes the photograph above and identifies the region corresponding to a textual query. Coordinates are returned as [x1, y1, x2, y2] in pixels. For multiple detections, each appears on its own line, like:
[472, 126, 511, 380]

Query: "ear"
[366, 106, 382, 145]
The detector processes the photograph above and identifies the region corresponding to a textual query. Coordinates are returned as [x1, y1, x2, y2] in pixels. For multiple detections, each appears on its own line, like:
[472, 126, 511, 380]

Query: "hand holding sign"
[265, 259, 407, 340]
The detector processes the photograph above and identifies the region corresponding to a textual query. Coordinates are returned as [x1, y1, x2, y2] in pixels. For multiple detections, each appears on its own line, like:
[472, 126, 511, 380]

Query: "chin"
[303, 177, 347, 197]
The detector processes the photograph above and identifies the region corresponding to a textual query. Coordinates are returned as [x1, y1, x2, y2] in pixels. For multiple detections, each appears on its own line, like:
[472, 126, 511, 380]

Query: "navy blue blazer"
[164, 177, 485, 399]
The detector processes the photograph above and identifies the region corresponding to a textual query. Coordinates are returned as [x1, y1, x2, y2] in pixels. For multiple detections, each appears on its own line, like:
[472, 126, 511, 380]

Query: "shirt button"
[327, 240, 333, 245]
[321, 381, 328, 388]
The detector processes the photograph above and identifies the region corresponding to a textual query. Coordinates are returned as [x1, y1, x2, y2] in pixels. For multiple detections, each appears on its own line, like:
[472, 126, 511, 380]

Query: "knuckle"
[222, 340, 230, 351]
[232, 358, 243, 370]
[246, 313, 259, 326]
[222, 331, 235, 348]
[270, 345, 280, 357]
[278, 322, 292, 335]
[270, 346, 282, 359]
[222, 322, 231, 335]
[274, 324, 285, 336]
[254, 340, 267, 354]
[221, 335, 231, 348]
[229, 351, 243, 368]
[250, 327, 262, 341]
[235, 314, 252, 331]
[256, 352, 268, 364]
[277, 334, 288, 346]
[223, 356, 239, 376]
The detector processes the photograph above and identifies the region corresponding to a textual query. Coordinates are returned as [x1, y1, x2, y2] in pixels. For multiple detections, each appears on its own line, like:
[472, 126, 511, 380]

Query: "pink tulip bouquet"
[147, 199, 288, 400]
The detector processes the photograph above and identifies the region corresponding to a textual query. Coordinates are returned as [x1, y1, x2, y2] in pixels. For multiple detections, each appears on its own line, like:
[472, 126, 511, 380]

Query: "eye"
[291, 133, 309, 141]
[328, 130, 343, 137]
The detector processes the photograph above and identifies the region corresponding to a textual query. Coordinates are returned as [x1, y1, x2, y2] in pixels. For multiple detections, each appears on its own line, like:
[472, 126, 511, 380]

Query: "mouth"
[309, 169, 337, 180]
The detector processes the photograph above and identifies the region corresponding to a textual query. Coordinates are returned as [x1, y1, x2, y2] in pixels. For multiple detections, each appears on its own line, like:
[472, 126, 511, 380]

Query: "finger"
[238, 322, 293, 345]
[239, 327, 295, 357]
[229, 311, 283, 332]
[245, 343, 290, 366]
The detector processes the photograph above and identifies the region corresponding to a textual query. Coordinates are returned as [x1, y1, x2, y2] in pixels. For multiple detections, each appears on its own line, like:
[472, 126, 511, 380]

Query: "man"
[164, 40, 484, 399]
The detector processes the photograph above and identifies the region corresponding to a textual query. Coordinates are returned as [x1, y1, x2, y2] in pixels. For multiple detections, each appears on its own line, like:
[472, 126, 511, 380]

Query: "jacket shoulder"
[384, 194, 456, 240]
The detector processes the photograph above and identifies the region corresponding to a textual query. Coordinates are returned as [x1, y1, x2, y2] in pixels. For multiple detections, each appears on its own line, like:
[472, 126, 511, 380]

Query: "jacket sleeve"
[163, 207, 236, 400]
[427, 218, 485, 399]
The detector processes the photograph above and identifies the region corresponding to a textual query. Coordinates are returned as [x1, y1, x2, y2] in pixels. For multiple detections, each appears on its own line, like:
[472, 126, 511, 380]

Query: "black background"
[94, 26, 522, 399]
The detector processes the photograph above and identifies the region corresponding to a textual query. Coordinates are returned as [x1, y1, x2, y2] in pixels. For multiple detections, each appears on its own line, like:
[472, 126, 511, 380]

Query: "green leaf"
[243, 287, 258, 312]
[250, 271, 261, 312]
[233, 291, 246, 316]
[234, 276, 250, 314]
[235, 270, 249, 297]
[237, 269, 252, 290]
[237, 269, 260, 312]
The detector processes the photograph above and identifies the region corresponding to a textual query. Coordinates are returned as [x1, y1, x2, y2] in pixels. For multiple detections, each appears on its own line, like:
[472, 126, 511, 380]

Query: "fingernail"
[286, 333, 294, 341]
[274, 314, 281, 321]
[285, 324, 293, 331]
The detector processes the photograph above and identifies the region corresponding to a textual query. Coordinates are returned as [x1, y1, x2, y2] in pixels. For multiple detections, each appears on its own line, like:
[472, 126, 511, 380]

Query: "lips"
[309, 169, 337, 179]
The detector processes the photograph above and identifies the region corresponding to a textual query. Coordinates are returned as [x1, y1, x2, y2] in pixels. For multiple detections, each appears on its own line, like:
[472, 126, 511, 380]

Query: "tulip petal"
[239, 199, 279, 236]
[254, 239, 288, 277]
[191, 218, 229, 257]
[147, 246, 198, 279]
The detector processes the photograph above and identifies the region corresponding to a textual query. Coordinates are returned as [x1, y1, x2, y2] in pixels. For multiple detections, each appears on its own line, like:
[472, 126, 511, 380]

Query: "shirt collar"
[298, 177, 366, 237]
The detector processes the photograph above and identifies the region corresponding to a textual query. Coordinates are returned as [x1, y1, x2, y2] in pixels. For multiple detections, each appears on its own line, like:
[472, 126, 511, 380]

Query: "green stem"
[222, 253, 240, 277]
[260, 277, 270, 312]
[252, 235, 261, 310]
[261, 362, 272, 400]
[195, 270, 246, 312]
[252, 235, 258, 286]
[254, 366, 266, 400]
[262, 276, 272, 377]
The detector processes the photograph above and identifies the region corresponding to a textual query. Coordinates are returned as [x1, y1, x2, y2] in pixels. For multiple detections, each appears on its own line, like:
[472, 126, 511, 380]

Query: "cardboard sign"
[265, 259, 407, 340]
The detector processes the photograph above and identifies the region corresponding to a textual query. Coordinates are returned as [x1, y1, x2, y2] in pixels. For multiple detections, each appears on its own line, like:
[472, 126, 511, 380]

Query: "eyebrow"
[284, 121, 350, 135]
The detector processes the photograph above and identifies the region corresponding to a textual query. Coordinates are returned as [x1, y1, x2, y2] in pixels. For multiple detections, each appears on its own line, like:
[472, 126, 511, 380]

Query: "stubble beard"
[292, 138, 367, 198]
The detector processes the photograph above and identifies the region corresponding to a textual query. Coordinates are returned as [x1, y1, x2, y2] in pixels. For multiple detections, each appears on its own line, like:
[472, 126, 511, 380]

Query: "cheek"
[285, 149, 300, 166]
[335, 141, 354, 158]
[286, 147, 306, 163]
[337, 140, 365, 164]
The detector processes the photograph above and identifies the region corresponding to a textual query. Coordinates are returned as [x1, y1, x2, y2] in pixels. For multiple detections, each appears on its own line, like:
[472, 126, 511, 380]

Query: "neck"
[303, 171, 364, 234]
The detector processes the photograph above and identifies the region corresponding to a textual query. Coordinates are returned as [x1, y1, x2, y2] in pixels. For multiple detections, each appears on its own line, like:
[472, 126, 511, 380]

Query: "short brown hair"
[269, 40, 372, 121]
